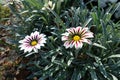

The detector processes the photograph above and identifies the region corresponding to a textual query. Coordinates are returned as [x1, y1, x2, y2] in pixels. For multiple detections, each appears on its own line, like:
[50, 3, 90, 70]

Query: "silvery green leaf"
[25, 52, 36, 57]
[108, 54, 120, 58]
[93, 43, 107, 49]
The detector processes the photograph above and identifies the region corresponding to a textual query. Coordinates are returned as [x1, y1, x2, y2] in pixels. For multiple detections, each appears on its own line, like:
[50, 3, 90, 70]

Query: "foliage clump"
[0, 0, 120, 80]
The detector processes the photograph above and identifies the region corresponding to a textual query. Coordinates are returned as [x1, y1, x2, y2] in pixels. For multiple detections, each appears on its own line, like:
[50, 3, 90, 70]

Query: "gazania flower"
[19, 31, 46, 53]
[61, 26, 94, 49]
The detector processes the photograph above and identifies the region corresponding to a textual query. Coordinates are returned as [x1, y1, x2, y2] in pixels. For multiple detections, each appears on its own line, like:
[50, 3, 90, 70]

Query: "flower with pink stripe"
[19, 31, 46, 53]
[61, 26, 94, 49]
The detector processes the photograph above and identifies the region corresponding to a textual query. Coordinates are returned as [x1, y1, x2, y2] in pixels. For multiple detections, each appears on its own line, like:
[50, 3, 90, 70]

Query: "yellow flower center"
[31, 40, 38, 46]
[73, 35, 80, 41]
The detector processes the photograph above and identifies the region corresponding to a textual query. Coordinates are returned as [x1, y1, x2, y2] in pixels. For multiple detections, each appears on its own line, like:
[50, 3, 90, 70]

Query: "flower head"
[61, 26, 94, 49]
[42, 0, 55, 10]
[19, 31, 46, 53]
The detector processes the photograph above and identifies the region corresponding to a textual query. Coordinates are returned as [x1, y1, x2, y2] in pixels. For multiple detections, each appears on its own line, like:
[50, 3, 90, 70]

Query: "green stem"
[75, 49, 80, 58]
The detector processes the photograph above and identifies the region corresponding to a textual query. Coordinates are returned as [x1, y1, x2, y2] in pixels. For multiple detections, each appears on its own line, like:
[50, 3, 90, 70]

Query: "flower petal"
[74, 41, 83, 49]
[82, 32, 94, 38]
[64, 41, 71, 48]
[62, 36, 69, 41]
[76, 26, 82, 33]
[82, 39, 92, 44]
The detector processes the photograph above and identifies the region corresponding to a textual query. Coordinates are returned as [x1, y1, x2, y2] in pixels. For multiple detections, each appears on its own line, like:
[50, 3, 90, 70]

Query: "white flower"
[19, 31, 46, 53]
[42, 0, 55, 10]
[61, 26, 94, 49]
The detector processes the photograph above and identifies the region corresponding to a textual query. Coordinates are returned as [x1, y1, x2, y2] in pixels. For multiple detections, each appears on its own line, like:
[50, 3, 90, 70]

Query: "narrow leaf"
[109, 73, 118, 80]
[108, 54, 120, 58]
[90, 69, 98, 80]
[93, 43, 107, 49]
[83, 18, 92, 27]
